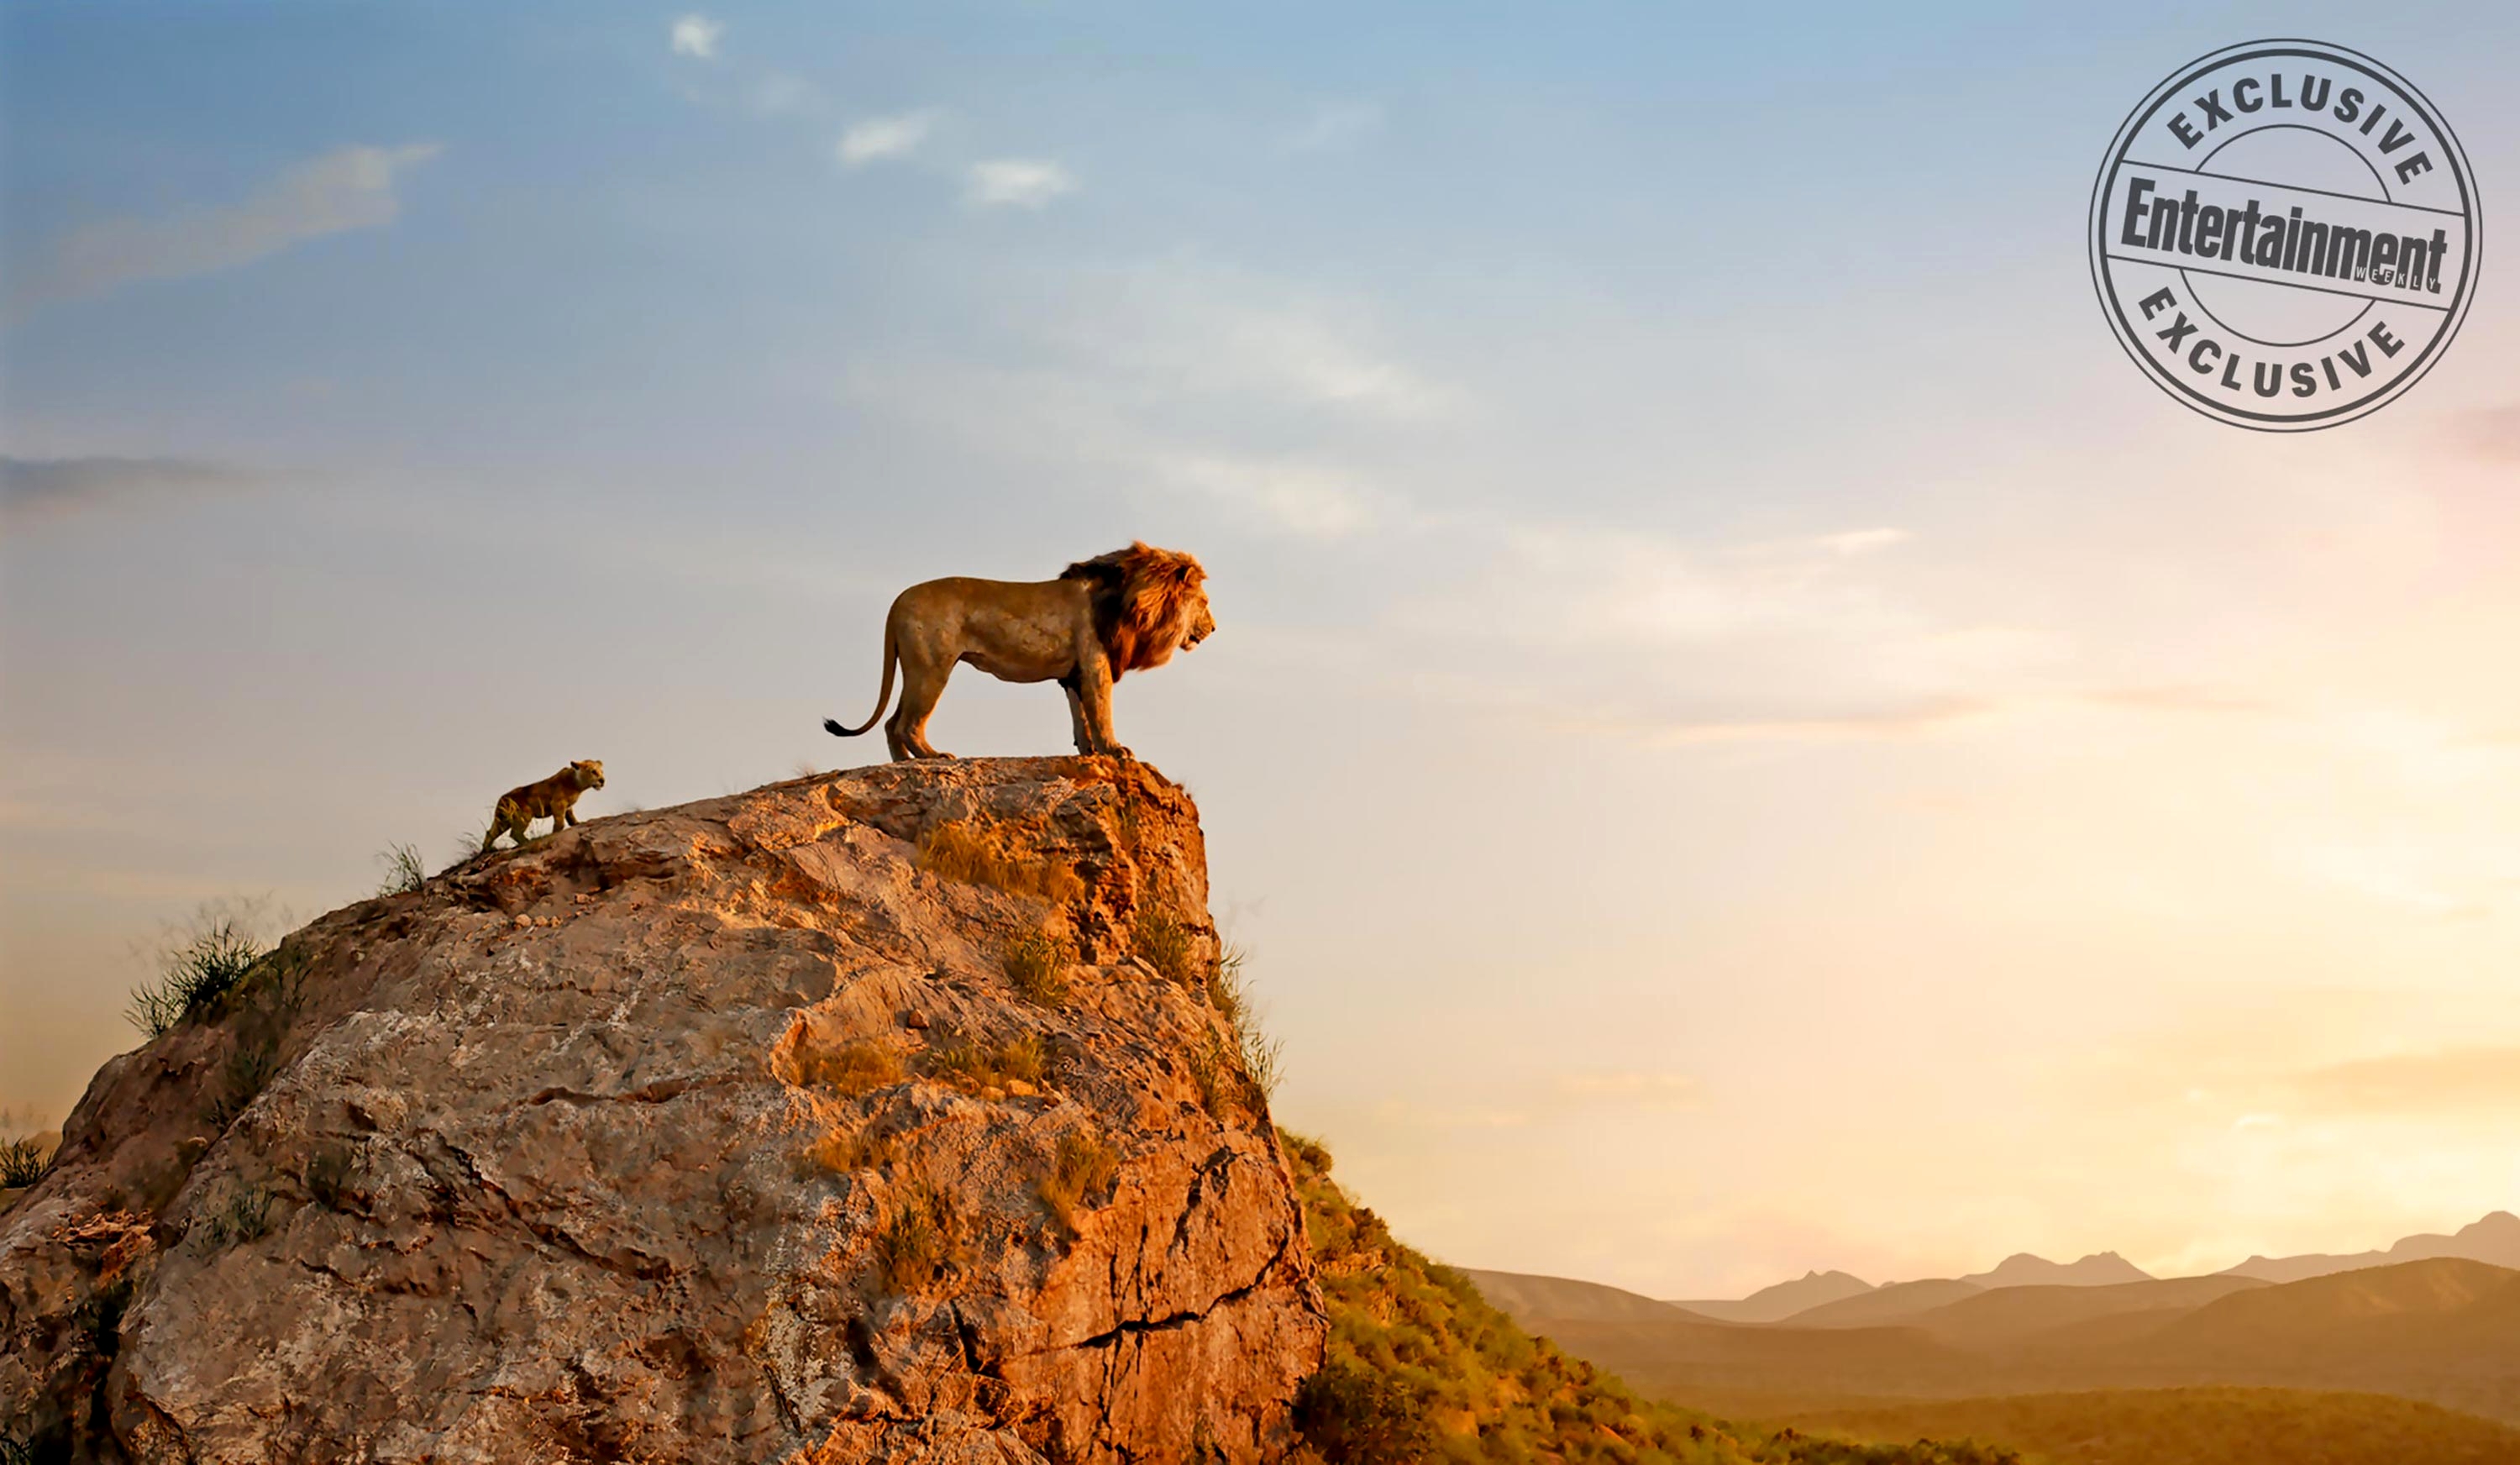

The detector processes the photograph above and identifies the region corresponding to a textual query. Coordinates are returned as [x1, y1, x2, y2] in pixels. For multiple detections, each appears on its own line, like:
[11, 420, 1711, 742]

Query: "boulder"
[0, 758, 1324, 1462]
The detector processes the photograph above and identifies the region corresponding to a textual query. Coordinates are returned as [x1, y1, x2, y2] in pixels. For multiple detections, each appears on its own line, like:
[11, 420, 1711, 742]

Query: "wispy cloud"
[2289, 1047, 2520, 1115]
[837, 110, 940, 167]
[10, 144, 439, 314]
[669, 14, 722, 59]
[966, 159, 1076, 209]
[0, 456, 248, 523]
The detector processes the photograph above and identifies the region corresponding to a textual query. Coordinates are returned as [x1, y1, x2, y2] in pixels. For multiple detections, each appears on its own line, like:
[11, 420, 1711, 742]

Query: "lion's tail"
[824, 618, 899, 738]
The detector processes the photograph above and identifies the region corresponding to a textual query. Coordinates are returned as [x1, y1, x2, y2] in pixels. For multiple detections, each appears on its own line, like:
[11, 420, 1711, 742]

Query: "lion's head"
[570, 759, 606, 790]
[1061, 542, 1215, 678]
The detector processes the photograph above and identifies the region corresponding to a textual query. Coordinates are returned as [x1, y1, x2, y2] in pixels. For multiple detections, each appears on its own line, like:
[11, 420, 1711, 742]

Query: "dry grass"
[1210, 944, 1285, 1101]
[873, 1178, 963, 1292]
[375, 843, 428, 896]
[916, 821, 1087, 906]
[797, 1040, 906, 1097]
[1206, 939, 1251, 1021]
[1037, 1128, 1120, 1240]
[1003, 930, 1072, 1008]
[801, 1124, 895, 1179]
[1134, 908, 1200, 988]
[1187, 1028, 1235, 1121]
[922, 1032, 1050, 1095]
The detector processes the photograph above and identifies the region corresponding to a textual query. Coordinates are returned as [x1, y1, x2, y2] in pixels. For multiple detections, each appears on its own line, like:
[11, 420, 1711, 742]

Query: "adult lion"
[824, 542, 1215, 761]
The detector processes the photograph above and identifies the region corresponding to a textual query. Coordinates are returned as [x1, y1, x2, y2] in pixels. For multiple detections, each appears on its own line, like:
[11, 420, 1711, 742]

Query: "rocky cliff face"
[0, 758, 1324, 1463]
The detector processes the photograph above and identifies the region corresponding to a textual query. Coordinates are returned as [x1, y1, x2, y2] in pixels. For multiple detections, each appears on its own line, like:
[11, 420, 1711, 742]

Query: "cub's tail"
[825, 621, 900, 738]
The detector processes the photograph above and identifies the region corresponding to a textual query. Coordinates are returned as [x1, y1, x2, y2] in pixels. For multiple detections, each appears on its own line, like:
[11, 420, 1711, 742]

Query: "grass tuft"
[922, 1032, 1050, 1095]
[1003, 929, 1072, 1008]
[916, 820, 1087, 905]
[797, 1040, 905, 1097]
[801, 1123, 896, 1179]
[1133, 907, 1200, 988]
[207, 1040, 278, 1128]
[123, 918, 265, 1039]
[376, 843, 428, 896]
[0, 1135, 51, 1189]
[200, 1185, 276, 1248]
[1036, 1128, 1120, 1241]
[873, 1179, 963, 1292]
[1186, 1028, 1235, 1121]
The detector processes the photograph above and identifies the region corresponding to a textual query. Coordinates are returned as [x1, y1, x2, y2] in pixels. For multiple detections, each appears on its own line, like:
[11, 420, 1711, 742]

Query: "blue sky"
[8, 1, 2520, 1296]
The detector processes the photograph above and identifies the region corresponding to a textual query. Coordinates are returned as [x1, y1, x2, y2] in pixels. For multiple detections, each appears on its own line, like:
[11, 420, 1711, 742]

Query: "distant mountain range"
[2219, 1210, 2520, 1284]
[1462, 1211, 2520, 1430]
[1473, 1256, 2520, 1425]
[1674, 1270, 1872, 1324]
[1646, 1212, 2518, 1326]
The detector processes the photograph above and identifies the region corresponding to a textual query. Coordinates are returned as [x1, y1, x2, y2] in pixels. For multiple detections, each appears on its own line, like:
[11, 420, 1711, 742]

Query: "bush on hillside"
[1284, 1129, 2024, 1465]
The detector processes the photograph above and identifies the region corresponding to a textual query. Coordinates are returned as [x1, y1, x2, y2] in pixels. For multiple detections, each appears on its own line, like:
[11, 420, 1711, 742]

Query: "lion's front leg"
[1074, 645, 1130, 759]
[1059, 675, 1094, 755]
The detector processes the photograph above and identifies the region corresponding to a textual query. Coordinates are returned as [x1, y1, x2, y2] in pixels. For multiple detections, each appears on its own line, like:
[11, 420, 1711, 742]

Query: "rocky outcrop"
[0, 758, 1324, 1462]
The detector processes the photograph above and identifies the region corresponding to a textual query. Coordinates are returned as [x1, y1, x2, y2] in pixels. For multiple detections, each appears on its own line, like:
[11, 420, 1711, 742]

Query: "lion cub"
[480, 759, 605, 852]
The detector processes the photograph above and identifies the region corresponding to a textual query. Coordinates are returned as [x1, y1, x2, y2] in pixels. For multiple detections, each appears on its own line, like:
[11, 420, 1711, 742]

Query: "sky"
[6, 0, 2520, 1299]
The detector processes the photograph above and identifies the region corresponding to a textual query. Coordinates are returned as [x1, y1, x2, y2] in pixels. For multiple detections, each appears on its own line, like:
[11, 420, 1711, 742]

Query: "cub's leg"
[564, 807, 580, 828]
[483, 803, 518, 853]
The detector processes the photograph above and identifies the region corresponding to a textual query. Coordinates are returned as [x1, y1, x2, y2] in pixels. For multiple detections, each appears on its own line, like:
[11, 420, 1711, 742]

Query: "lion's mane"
[1059, 542, 1210, 679]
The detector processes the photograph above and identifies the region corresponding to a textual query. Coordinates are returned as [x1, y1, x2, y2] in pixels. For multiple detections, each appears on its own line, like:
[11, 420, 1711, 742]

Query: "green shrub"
[1293, 1361, 1435, 1463]
[1003, 930, 1072, 1008]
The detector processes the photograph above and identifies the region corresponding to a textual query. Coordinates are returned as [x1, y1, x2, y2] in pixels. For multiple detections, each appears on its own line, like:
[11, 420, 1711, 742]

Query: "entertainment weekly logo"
[2089, 39, 2480, 431]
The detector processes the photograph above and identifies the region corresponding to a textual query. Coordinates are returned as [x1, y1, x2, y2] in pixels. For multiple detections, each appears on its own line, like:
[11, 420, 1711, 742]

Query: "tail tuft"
[823, 717, 860, 738]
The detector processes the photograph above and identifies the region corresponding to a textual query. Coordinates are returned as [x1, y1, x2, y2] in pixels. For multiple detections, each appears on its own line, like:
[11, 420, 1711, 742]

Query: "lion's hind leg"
[890, 664, 953, 759]
[482, 801, 520, 853]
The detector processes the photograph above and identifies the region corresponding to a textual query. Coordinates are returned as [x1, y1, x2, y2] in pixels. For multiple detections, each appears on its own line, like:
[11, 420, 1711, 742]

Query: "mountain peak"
[1961, 1250, 2155, 1289]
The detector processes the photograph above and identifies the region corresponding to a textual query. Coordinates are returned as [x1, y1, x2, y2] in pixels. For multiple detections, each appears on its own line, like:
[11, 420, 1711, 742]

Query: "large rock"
[0, 759, 1325, 1462]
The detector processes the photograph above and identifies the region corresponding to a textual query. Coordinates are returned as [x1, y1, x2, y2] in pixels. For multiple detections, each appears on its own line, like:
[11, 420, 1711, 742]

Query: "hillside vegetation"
[1801, 1386, 2520, 1465]
[1283, 1132, 2016, 1464]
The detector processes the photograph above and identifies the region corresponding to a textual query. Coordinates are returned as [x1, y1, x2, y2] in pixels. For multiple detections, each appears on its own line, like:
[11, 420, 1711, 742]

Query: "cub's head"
[570, 759, 606, 790]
